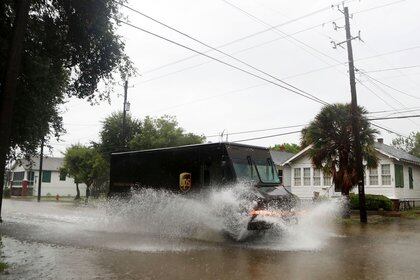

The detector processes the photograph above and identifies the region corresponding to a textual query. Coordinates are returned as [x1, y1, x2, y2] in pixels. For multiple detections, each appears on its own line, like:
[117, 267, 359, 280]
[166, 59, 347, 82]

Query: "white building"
[271, 139, 420, 200]
[8, 157, 87, 197]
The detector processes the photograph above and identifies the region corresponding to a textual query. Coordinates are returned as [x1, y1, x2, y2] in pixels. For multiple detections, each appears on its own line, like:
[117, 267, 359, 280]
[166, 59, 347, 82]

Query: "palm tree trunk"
[341, 188, 351, 219]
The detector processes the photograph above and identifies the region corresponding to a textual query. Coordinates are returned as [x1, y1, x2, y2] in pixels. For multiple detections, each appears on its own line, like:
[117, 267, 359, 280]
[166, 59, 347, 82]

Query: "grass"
[0, 262, 8, 273]
[401, 209, 420, 220]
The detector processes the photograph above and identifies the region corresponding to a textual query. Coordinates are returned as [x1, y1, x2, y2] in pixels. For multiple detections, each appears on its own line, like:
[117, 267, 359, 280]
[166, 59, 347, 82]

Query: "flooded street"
[1, 197, 420, 280]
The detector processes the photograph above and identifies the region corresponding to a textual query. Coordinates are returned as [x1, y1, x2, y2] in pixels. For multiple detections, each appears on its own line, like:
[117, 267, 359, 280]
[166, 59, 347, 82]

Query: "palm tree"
[302, 104, 378, 208]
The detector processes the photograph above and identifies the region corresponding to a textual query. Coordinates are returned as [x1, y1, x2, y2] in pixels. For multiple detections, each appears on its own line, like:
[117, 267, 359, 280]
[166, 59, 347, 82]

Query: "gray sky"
[50, 0, 420, 156]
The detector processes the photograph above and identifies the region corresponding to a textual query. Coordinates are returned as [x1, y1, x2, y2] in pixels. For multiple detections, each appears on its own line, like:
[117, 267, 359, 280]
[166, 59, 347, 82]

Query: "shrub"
[3, 188, 11, 198]
[350, 194, 392, 211]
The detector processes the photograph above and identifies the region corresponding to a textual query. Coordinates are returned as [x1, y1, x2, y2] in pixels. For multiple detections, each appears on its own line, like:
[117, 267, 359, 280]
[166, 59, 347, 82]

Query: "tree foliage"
[97, 112, 142, 160]
[97, 113, 205, 159]
[301, 104, 378, 195]
[129, 115, 205, 150]
[0, 0, 131, 159]
[61, 144, 108, 199]
[271, 143, 301, 154]
[392, 132, 420, 157]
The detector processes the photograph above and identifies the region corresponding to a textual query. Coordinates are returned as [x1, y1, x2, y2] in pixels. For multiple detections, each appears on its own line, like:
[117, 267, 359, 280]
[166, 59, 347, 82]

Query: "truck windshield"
[232, 157, 280, 184]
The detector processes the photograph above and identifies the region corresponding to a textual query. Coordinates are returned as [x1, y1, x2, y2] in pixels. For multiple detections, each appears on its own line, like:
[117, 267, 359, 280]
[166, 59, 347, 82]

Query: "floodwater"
[0, 187, 419, 280]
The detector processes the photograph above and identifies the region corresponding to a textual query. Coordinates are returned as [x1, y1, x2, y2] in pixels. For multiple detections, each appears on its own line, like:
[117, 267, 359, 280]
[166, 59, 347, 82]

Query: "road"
[0, 198, 419, 280]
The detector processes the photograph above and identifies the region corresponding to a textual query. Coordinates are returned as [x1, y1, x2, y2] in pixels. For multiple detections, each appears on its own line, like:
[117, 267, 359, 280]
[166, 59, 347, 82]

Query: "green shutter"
[395, 164, 404, 188]
[42, 171, 51, 183]
[409, 167, 413, 189]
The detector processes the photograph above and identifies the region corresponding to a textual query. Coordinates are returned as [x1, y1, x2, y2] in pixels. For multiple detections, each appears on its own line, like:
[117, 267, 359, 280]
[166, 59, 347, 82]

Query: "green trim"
[409, 167, 413, 189]
[42, 171, 51, 183]
[395, 164, 404, 188]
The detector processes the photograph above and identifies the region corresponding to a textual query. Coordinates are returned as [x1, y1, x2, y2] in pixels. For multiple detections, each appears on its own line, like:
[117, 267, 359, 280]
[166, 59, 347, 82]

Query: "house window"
[395, 164, 404, 188]
[42, 171, 51, 183]
[409, 167, 413, 189]
[12, 171, 25, 186]
[303, 168, 311, 186]
[278, 169, 283, 185]
[381, 164, 391, 185]
[369, 168, 378, 185]
[313, 169, 321, 186]
[59, 170, 66, 181]
[323, 172, 332, 186]
[27, 171, 35, 186]
[293, 168, 301, 186]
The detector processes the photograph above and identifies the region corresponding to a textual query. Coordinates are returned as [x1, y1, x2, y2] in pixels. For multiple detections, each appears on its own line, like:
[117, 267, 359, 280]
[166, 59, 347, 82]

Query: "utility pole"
[37, 139, 44, 202]
[121, 80, 128, 149]
[333, 6, 367, 223]
[0, 0, 30, 222]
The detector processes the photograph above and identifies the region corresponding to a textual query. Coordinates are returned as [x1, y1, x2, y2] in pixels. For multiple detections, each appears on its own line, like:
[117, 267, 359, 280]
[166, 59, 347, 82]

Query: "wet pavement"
[0, 198, 420, 280]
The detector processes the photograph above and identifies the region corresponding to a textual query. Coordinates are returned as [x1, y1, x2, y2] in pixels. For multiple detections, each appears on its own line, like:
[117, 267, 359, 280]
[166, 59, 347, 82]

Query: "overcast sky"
[49, 0, 420, 156]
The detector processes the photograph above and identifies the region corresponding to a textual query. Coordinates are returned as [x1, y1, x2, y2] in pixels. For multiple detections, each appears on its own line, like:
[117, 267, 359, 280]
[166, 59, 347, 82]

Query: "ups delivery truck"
[109, 142, 299, 230]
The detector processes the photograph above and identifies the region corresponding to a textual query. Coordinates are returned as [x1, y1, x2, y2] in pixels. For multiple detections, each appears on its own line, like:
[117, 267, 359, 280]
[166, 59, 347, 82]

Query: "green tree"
[271, 143, 301, 154]
[97, 113, 205, 159]
[392, 132, 420, 157]
[0, 0, 131, 207]
[129, 115, 205, 150]
[96, 112, 142, 160]
[302, 104, 378, 197]
[62, 144, 108, 200]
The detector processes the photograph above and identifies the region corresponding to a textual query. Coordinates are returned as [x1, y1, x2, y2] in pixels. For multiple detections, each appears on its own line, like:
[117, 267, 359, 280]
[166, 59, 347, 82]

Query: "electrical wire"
[114, 5, 329, 105]
[116, 19, 328, 105]
[206, 124, 305, 138]
[363, 65, 420, 73]
[232, 130, 301, 143]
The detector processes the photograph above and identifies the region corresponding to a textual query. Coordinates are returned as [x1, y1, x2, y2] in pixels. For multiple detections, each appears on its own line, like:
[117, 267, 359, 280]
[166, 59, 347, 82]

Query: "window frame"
[303, 167, 311, 186]
[381, 164, 391, 186]
[278, 169, 283, 185]
[369, 168, 379, 186]
[59, 170, 67, 181]
[293, 168, 301, 186]
[313, 169, 321, 186]
[42, 171, 52, 183]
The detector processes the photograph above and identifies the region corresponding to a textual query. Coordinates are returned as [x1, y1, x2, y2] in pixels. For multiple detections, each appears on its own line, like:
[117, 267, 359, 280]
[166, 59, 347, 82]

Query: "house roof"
[269, 150, 296, 165]
[374, 142, 420, 165]
[12, 157, 64, 171]
[281, 142, 420, 166]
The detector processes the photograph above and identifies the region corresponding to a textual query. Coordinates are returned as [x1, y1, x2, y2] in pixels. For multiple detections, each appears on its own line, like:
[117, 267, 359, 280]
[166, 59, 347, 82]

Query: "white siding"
[33, 171, 87, 197]
[10, 163, 87, 197]
[395, 163, 420, 199]
[285, 153, 420, 200]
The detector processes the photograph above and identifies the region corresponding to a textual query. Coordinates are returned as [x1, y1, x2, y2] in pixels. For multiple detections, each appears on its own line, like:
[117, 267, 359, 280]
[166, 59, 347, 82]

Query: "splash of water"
[3, 183, 342, 252]
[95, 184, 342, 249]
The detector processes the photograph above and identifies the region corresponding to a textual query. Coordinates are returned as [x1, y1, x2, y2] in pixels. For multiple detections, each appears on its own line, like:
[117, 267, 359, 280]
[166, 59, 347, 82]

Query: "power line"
[368, 114, 420, 121]
[232, 130, 301, 143]
[371, 123, 408, 138]
[363, 65, 420, 73]
[116, 19, 328, 105]
[352, 0, 408, 15]
[136, 0, 412, 77]
[206, 124, 305, 138]
[132, 2, 341, 75]
[115, 4, 328, 105]
[361, 72, 420, 100]
[139, 21, 336, 85]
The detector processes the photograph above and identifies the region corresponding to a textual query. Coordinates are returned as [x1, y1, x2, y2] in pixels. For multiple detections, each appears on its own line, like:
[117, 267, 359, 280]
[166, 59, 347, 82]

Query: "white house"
[272, 139, 420, 200]
[8, 157, 87, 197]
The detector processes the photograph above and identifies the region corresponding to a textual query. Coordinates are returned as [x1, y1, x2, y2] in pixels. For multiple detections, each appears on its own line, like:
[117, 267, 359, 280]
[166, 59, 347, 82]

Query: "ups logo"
[179, 172, 192, 192]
